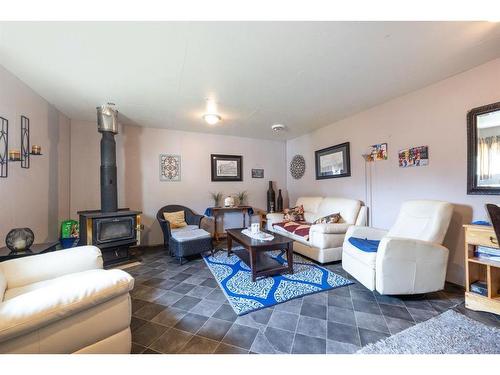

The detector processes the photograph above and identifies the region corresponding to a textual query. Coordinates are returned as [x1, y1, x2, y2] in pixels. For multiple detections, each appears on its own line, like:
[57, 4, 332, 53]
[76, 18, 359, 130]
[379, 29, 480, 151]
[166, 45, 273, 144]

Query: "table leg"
[227, 235, 232, 256]
[250, 247, 257, 282]
[286, 242, 294, 275]
[242, 211, 246, 228]
[214, 212, 219, 241]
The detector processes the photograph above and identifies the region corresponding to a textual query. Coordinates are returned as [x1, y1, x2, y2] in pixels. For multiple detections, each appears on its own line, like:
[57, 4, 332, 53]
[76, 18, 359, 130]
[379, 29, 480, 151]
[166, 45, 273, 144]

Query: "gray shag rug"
[358, 310, 500, 354]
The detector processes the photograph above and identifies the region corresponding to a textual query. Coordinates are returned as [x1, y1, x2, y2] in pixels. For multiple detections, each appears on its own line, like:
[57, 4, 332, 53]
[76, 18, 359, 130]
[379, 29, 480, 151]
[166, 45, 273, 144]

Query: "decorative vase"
[267, 181, 275, 213]
[5, 228, 34, 252]
[224, 196, 235, 207]
[277, 189, 283, 212]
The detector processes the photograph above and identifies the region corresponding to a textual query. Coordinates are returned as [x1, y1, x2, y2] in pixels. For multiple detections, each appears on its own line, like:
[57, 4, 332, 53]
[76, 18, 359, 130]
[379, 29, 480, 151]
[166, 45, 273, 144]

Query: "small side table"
[0, 241, 59, 262]
[463, 224, 500, 315]
[209, 206, 253, 241]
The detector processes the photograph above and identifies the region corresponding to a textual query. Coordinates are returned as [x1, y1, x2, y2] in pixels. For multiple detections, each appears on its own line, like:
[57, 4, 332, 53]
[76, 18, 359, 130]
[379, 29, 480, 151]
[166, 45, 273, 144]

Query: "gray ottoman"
[169, 228, 213, 264]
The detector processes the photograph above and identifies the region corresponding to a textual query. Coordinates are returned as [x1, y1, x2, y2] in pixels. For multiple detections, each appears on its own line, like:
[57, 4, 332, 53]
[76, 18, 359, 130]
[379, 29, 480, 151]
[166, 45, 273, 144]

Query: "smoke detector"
[271, 124, 286, 132]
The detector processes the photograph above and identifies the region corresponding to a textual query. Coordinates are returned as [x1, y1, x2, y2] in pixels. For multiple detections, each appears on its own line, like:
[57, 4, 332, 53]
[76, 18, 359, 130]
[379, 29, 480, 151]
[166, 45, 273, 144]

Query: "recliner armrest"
[345, 225, 388, 241]
[310, 223, 351, 234]
[0, 269, 134, 343]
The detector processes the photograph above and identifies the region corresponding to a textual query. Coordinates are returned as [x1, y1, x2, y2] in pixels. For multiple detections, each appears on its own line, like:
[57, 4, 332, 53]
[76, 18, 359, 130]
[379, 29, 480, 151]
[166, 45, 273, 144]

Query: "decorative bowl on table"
[5, 228, 35, 252]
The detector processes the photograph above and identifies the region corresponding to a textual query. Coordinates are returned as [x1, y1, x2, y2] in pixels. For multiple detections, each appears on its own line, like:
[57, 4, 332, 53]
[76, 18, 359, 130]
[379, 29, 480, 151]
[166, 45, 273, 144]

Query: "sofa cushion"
[273, 225, 310, 246]
[313, 212, 342, 224]
[171, 225, 198, 233]
[387, 200, 453, 244]
[273, 221, 311, 240]
[295, 197, 323, 214]
[171, 228, 211, 243]
[348, 237, 381, 253]
[309, 223, 351, 234]
[283, 205, 305, 221]
[0, 246, 103, 289]
[0, 269, 134, 343]
[317, 198, 361, 224]
[163, 211, 188, 229]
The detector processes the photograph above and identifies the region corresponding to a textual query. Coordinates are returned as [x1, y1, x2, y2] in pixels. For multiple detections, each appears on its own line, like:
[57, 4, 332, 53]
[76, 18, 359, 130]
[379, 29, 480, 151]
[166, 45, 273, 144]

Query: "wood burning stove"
[78, 104, 142, 267]
[78, 209, 141, 266]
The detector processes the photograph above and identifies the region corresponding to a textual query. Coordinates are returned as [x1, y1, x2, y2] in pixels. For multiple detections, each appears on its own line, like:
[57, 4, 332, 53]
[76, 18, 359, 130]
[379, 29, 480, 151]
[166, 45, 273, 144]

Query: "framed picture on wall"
[211, 154, 243, 181]
[251, 168, 264, 178]
[315, 142, 351, 180]
[159, 154, 181, 182]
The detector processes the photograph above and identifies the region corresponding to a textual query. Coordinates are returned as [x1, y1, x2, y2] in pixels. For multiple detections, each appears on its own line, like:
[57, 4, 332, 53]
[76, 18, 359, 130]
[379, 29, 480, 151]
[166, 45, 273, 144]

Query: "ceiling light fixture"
[203, 98, 222, 125]
[203, 113, 222, 125]
[271, 124, 286, 132]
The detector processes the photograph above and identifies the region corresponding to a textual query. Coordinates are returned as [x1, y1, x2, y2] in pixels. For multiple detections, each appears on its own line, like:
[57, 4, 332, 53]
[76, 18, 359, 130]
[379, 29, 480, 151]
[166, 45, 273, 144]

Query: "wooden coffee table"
[226, 228, 294, 282]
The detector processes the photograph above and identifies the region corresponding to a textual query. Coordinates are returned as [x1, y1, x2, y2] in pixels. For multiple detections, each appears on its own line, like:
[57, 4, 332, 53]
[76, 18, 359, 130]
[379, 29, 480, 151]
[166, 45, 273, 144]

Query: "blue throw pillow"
[348, 237, 381, 253]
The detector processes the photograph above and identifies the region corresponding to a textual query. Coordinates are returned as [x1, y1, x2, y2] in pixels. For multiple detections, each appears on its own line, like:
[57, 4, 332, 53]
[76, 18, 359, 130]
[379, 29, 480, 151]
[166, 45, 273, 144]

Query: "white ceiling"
[1, 22, 499, 140]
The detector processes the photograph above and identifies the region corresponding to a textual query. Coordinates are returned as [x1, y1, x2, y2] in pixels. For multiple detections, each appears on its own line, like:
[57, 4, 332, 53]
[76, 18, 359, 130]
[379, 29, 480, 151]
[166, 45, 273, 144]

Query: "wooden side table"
[210, 206, 253, 241]
[463, 224, 500, 315]
[0, 241, 59, 262]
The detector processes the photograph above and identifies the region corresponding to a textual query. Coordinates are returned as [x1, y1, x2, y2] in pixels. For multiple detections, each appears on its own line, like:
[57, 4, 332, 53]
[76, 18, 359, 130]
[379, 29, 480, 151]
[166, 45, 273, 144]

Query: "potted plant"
[210, 192, 223, 207]
[236, 191, 248, 206]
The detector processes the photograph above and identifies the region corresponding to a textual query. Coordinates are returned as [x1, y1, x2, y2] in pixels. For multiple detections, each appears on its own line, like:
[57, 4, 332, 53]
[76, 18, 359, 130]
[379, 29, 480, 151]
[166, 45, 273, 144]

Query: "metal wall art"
[21, 116, 30, 169]
[0, 117, 8, 178]
[290, 154, 306, 179]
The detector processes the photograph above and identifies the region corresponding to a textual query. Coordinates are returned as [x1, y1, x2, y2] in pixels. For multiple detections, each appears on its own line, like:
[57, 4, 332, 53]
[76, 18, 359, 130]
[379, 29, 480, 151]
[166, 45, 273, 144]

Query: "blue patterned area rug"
[203, 249, 353, 315]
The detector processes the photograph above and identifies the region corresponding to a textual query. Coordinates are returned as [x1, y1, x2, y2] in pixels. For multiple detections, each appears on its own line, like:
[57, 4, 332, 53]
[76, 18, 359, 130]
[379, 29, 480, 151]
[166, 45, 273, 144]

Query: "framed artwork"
[252, 168, 264, 178]
[211, 154, 242, 181]
[315, 142, 351, 180]
[367, 143, 388, 161]
[398, 146, 429, 168]
[160, 154, 181, 181]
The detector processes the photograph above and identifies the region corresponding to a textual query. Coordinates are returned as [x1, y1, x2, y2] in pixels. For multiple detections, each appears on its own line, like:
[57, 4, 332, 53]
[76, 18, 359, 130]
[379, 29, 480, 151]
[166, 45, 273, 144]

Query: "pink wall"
[286, 58, 500, 285]
[70, 121, 287, 245]
[0, 65, 71, 243]
[4, 52, 499, 286]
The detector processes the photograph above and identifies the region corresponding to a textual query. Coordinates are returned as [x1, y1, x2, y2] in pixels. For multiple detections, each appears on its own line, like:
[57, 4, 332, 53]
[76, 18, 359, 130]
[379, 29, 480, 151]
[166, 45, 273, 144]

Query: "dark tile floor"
[124, 247, 500, 354]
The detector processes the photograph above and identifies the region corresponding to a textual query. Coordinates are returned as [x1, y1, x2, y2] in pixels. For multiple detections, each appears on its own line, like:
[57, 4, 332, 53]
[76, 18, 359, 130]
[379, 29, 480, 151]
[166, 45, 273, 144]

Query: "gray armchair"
[156, 205, 204, 252]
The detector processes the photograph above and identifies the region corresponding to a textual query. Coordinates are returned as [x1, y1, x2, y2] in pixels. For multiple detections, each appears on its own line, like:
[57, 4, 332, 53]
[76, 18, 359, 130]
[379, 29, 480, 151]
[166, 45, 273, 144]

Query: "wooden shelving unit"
[463, 224, 500, 315]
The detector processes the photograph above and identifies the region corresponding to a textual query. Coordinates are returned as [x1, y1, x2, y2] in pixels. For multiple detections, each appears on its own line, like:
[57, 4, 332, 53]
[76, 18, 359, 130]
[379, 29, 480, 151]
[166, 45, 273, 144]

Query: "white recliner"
[342, 200, 453, 295]
[0, 246, 134, 353]
[267, 197, 367, 263]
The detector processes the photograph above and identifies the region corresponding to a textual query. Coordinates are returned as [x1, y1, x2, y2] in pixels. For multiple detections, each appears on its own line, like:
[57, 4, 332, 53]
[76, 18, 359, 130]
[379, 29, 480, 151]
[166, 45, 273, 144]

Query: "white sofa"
[267, 197, 367, 263]
[0, 246, 134, 353]
[342, 200, 453, 295]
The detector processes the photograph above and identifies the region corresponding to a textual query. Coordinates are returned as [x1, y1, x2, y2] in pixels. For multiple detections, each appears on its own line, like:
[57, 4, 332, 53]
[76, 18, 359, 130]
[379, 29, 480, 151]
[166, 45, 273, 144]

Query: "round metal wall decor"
[290, 154, 306, 179]
[5, 228, 34, 252]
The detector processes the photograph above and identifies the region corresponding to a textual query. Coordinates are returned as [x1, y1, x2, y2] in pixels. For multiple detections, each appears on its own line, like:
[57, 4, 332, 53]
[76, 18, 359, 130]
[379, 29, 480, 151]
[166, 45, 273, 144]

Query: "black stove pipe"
[100, 131, 118, 213]
[97, 104, 119, 213]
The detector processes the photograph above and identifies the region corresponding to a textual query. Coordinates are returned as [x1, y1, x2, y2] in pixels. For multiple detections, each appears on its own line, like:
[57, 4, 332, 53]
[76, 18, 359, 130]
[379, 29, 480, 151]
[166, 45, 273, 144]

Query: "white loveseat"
[342, 200, 453, 295]
[0, 246, 134, 353]
[267, 197, 367, 263]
